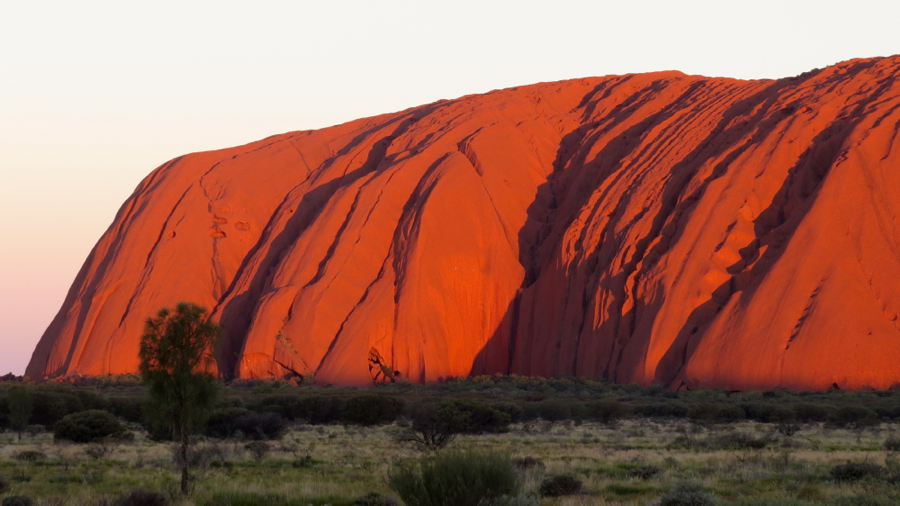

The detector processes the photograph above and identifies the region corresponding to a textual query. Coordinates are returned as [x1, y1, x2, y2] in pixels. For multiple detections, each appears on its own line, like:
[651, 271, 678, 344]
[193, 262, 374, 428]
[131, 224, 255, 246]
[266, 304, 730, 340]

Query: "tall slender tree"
[7, 386, 32, 441]
[139, 302, 219, 495]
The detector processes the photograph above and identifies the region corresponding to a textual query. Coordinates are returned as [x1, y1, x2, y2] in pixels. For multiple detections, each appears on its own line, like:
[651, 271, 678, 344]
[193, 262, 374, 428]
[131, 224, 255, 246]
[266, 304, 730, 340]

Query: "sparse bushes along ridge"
[4, 373, 900, 441]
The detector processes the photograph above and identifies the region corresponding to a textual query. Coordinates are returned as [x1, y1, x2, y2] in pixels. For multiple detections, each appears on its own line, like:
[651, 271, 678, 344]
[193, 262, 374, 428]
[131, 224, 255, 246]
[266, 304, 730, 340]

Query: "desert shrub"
[106, 396, 147, 423]
[776, 421, 803, 437]
[2, 496, 33, 506]
[85, 440, 117, 459]
[657, 481, 715, 506]
[711, 432, 768, 450]
[292, 456, 315, 468]
[53, 409, 126, 443]
[24, 425, 45, 436]
[205, 407, 253, 438]
[0, 476, 9, 493]
[514, 457, 545, 471]
[400, 398, 510, 451]
[686, 403, 725, 423]
[14, 450, 46, 462]
[587, 400, 631, 424]
[388, 450, 519, 506]
[245, 441, 271, 462]
[490, 402, 525, 423]
[632, 401, 689, 418]
[354, 492, 398, 506]
[247, 394, 345, 424]
[439, 398, 511, 433]
[828, 406, 880, 428]
[539, 474, 581, 496]
[830, 462, 884, 482]
[791, 402, 829, 422]
[294, 395, 345, 424]
[342, 395, 403, 426]
[714, 404, 746, 423]
[736, 402, 776, 423]
[628, 464, 664, 480]
[234, 412, 288, 440]
[522, 399, 572, 422]
[27, 390, 85, 426]
[112, 488, 169, 506]
[885, 437, 900, 452]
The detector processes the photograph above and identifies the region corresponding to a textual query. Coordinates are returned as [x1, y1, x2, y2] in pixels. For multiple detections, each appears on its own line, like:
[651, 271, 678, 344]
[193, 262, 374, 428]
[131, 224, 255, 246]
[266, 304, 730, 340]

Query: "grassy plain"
[2, 417, 899, 505]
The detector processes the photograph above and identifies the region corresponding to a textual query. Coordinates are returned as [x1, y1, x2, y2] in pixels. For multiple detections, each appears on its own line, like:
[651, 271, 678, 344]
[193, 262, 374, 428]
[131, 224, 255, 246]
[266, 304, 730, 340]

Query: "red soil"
[26, 56, 900, 390]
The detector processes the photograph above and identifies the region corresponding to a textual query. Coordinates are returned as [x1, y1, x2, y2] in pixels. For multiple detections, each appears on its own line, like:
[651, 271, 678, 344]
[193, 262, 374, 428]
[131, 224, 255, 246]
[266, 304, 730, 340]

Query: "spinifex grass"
[0, 420, 899, 505]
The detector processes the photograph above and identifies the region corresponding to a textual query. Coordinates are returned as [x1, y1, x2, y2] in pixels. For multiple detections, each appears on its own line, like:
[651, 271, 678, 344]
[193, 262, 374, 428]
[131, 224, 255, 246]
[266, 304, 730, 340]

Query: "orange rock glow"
[26, 57, 900, 390]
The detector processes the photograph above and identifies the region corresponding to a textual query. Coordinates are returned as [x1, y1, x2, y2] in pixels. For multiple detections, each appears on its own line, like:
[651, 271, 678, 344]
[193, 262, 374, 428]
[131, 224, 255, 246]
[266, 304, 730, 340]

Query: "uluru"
[26, 56, 900, 391]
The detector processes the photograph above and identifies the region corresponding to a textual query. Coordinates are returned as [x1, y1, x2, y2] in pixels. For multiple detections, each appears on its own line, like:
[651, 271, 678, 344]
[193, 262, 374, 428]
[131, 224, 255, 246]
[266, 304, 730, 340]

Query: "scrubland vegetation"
[1, 375, 900, 505]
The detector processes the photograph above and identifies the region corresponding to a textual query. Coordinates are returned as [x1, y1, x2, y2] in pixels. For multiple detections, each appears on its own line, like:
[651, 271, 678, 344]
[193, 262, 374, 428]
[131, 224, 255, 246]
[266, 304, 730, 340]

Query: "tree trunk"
[180, 424, 190, 495]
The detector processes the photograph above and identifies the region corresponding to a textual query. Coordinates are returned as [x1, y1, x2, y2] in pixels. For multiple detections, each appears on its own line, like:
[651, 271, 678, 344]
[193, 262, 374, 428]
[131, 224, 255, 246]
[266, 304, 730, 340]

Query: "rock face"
[27, 57, 900, 390]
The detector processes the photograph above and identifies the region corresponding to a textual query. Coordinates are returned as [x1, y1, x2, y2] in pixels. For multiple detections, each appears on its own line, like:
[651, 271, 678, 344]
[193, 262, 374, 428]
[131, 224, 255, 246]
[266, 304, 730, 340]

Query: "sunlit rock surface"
[27, 56, 900, 390]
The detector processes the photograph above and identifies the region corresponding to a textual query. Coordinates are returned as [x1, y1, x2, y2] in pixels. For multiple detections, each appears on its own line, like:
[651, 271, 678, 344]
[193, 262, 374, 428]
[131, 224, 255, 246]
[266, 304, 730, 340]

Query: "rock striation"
[27, 56, 900, 390]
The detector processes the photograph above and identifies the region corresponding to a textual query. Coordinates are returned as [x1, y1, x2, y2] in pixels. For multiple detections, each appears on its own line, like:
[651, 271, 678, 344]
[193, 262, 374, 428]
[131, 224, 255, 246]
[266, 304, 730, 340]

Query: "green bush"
[657, 481, 715, 506]
[539, 474, 582, 497]
[53, 409, 126, 443]
[0, 475, 9, 494]
[388, 450, 519, 506]
[342, 395, 403, 426]
[2, 496, 33, 506]
[400, 399, 511, 450]
[112, 488, 169, 506]
[829, 462, 884, 482]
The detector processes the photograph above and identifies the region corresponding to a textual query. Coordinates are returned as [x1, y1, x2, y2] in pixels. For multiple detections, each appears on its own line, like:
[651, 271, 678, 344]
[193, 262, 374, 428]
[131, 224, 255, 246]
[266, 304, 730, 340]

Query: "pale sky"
[1, 0, 898, 375]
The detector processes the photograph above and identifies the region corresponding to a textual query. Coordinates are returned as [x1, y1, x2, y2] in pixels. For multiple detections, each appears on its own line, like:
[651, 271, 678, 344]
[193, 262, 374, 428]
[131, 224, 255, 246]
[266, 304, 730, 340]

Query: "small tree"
[139, 302, 219, 496]
[7, 386, 33, 441]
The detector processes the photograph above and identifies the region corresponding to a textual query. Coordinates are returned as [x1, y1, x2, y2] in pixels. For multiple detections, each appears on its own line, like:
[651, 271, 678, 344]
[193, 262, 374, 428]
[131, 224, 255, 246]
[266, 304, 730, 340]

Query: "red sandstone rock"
[26, 57, 900, 390]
